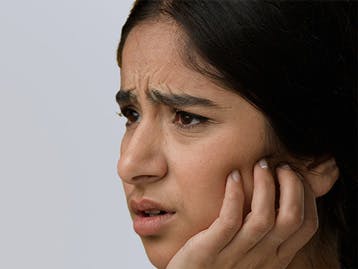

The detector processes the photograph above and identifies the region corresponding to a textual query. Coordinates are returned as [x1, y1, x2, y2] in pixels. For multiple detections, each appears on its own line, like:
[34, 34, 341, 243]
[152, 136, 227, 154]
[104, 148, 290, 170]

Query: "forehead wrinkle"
[147, 89, 219, 108]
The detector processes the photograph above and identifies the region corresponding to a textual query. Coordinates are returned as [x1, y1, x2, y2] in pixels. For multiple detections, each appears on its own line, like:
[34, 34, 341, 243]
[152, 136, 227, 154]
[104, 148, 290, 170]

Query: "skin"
[117, 20, 339, 269]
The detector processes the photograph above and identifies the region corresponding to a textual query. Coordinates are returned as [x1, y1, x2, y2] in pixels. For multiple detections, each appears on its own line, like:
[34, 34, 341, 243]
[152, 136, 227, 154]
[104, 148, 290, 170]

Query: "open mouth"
[130, 199, 176, 236]
[136, 209, 175, 218]
[130, 199, 175, 218]
[141, 210, 169, 217]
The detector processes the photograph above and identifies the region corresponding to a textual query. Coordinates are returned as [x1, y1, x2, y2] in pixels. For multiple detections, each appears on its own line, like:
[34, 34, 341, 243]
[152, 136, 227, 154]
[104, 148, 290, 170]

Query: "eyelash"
[119, 106, 141, 127]
[118, 106, 209, 130]
[172, 109, 209, 130]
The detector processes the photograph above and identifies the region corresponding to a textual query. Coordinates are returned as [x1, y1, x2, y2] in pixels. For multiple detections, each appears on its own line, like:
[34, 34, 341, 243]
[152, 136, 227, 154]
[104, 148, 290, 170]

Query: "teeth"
[144, 210, 162, 216]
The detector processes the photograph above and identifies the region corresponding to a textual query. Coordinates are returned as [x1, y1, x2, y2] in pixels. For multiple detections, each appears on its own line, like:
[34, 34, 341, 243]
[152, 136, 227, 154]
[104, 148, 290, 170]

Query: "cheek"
[167, 128, 267, 226]
[122, 182, 134, 196]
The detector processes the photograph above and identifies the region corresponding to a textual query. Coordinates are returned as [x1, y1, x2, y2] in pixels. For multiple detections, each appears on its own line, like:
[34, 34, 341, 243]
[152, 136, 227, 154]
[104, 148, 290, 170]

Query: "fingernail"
[259, 159, 268, 169]
[279, 163, 291, 170]
[230, 170, 240, 182]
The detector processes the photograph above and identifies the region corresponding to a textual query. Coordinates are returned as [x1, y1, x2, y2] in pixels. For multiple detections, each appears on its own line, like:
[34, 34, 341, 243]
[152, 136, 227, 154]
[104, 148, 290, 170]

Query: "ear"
[301, 157, 340, 197]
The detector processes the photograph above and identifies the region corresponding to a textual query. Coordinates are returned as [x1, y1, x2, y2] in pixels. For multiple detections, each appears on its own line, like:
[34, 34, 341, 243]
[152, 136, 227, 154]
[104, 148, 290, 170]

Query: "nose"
[117, 120, 168, 185]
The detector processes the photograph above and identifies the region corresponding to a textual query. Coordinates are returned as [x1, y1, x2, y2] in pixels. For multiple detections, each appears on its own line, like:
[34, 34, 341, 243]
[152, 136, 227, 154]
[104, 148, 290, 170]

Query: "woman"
[115, 1, 357, 268]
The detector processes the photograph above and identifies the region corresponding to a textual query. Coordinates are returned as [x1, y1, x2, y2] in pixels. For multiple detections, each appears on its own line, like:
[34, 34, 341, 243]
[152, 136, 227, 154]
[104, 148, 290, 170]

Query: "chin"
[141, 235, 184, 269]
[148, 255, 170, 269]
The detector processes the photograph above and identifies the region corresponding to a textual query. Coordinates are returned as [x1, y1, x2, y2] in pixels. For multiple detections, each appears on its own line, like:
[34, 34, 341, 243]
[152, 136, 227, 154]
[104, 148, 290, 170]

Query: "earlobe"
[301, 157, 340, 197]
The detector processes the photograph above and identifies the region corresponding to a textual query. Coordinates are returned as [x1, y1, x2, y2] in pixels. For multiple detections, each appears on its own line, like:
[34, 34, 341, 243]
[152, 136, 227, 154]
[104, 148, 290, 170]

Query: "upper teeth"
[144, 210, 161, 216]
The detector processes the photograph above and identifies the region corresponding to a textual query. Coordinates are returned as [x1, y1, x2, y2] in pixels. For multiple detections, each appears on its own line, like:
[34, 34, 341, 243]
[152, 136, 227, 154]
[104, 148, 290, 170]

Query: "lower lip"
[133, 213, 175, 236]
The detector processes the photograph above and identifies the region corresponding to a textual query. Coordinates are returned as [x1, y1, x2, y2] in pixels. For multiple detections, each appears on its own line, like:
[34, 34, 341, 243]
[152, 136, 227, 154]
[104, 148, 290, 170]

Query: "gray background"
[0, 0, 154, 268]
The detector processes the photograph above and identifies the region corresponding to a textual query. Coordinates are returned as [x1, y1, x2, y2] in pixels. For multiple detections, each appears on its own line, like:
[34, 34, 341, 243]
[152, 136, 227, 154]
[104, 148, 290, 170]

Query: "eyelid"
[173, 108, 208, 120]
[117, 103, 214, 131]
[119, 103, 140, 114]
[119, 105, 141, 127]
[172, 108, 211, 130]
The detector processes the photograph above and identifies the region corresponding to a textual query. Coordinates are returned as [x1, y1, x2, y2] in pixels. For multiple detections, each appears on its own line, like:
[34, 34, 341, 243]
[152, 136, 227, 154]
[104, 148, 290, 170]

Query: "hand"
[166, 160, 319, 269]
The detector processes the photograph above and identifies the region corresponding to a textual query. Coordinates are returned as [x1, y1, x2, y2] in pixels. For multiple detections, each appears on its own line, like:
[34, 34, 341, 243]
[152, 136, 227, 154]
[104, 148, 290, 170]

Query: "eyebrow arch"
[116, 89, 137, 107]
[115, 88, 220, 108]
[148, 89, 218, 108]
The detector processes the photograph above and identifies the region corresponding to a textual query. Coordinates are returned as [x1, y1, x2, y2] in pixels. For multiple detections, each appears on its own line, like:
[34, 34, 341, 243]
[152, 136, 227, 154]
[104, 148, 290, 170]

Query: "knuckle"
[251, 216, 274, 234]
[282, 207, 304, 228]
[303, 218, 319, 235]
[220, 217, 239, 236]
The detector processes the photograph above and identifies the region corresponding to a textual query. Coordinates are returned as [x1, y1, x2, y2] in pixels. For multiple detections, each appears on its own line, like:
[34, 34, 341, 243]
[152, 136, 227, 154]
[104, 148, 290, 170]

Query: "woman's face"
[117, 21, 269, 269]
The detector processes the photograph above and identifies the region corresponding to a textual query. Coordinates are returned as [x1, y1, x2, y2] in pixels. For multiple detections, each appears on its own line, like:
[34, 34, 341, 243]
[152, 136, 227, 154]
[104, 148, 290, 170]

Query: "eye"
[173, 110, 208, 129]
[119, 106, 141, 126]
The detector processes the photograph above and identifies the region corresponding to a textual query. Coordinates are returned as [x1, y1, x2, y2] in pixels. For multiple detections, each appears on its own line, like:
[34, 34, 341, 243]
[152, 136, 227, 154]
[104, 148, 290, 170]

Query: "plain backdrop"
[0, 0, 154, 268]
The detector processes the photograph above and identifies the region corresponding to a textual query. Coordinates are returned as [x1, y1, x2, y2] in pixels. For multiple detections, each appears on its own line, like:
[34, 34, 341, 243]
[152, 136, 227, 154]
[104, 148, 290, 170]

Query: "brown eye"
[121, 107, 140, 126]
[174, 110, 208, 128]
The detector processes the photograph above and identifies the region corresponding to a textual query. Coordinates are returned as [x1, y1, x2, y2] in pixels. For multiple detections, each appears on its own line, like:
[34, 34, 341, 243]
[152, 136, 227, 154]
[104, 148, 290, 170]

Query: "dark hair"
[117, 0, 357, 267]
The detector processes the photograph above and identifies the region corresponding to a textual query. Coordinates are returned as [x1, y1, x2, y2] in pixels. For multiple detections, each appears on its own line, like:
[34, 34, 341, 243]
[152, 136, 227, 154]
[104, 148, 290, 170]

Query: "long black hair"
[117, 1, 357, 267]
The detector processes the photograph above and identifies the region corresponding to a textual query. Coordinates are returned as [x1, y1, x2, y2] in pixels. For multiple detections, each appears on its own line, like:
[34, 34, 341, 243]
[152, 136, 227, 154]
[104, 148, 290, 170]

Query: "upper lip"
[130, 198, 175, 215]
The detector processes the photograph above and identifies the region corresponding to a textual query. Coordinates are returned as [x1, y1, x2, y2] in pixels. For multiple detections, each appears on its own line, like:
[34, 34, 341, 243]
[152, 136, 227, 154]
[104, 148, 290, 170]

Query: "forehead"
[119, 20, 262, 114]
[119, 20, 273, 150]
[121, 20, 183, 73]
[120, 20, 215, 92]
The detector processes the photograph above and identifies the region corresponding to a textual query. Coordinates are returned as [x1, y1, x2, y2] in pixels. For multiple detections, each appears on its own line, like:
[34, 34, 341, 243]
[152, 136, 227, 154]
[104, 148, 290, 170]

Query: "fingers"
[168, 159, 321, 269]
[276, 180, 318, 260]
[194, 170, 245, 255]
[221, 160, 318, 264]
[266, 165, 305, 245]
[250, 160, 276, 225]
[255, 164, 318, 266]
[223, 159, 276, 253]
[166, 171, 245, 268]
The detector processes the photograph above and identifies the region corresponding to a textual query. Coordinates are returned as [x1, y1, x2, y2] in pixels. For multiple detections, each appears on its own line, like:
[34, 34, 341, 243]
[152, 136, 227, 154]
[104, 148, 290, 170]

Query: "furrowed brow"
[148, 89, 218, 108]
[115, 89, 137, 106]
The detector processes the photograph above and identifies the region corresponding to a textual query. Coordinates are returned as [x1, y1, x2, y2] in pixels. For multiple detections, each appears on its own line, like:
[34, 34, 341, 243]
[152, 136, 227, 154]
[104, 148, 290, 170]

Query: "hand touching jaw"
[117, 21, 339, 269]
[117, 21, 269, 268]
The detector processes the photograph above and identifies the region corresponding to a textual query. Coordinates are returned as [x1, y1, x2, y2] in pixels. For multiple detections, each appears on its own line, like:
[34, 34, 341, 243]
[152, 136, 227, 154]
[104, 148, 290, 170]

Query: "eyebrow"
[116, 88, 219, 108]
[148, 89, 218, 107]
[115, 89, 137, 107]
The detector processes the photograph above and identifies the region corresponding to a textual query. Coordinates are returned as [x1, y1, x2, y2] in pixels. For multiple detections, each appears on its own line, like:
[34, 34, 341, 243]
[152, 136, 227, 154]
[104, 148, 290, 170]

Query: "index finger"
[193, 170, 245, 254]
